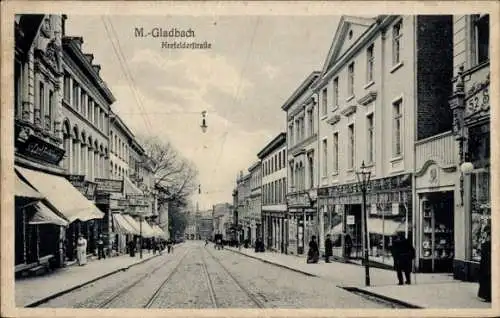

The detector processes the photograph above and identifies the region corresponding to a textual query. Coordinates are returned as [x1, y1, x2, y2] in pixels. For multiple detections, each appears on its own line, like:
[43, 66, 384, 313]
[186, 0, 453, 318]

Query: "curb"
[24, 254, 162, 308]
[339, 286, 423, 309]
[226, 248, 318, 277]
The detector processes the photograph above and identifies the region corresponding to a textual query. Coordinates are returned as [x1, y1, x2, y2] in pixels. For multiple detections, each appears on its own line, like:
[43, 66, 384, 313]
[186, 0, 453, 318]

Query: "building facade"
[14, 14, 105, 271]
[61, 27, 116, 258]
[212, 202, 233, 238]
[258, 133, 287, 252]
[282, 72, 320, 255]
[314, 15, 454, 269]
[449, 14, 490, 281]
[248, 161, 262, 242]
[235, 172, 251, 243]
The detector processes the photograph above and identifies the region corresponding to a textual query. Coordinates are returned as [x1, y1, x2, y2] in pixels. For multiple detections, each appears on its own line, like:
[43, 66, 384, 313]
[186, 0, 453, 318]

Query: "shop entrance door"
[345, 204, 362, 259]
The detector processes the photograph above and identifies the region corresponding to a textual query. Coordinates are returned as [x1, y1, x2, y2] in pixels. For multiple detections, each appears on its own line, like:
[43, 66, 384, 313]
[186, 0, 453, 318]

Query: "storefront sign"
[95, 178, 124, 193]
[465, 83, 489, 117]
[346, 215, 355, 225]
[18, 134, 65, 165]
[66, 175, 97, 200]
[127, 194, 149, 206]
[287, 192, 312, 208]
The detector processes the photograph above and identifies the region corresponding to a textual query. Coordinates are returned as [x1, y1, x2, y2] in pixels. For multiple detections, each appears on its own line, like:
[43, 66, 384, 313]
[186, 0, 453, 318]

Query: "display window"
[470, 170, 490, 262]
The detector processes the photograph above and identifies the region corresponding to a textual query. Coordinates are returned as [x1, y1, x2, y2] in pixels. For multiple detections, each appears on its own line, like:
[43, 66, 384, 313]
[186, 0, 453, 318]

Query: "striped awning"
[29, 201, 69, 226]
[113, 213, 138, 235]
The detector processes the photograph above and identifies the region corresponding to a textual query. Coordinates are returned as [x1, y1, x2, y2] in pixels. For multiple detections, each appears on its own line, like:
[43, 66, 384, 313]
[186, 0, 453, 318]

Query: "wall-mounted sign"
[66, 175, 97, 200]
[18, 134, 65, 165]
[287, 192, 311, 208]
[346, 215, 355, 225]
[127, 194, 149, 206]
[95, 178, 124, 193]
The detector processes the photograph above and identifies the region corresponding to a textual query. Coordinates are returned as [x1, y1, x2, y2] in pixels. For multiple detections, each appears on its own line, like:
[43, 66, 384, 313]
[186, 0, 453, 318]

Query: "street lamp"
[200, 111, 208, 133]
[356, 160, 371, 286]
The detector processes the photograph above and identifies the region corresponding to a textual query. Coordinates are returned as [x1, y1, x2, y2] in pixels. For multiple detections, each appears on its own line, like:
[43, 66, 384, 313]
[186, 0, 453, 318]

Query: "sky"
[66, 15, 341, 210]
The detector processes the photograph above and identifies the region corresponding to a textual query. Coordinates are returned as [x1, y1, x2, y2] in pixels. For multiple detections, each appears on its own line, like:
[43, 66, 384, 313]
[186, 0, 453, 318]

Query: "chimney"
[84, 53, 94, 64]
[92, 64, 101, 75]
[72, 36, 84, 49]
[62, 15, 67, 36]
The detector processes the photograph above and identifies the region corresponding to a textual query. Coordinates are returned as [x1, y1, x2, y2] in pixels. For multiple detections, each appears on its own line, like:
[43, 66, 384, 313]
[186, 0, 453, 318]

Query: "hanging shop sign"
[18, 134, 65, 165]
[95, 178, 124, 193]
[127, 194, 149, 206]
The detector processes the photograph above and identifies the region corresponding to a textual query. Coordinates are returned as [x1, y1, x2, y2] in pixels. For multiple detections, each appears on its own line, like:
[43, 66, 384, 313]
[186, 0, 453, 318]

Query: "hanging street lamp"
[356, 160, 372, 286]
[201, 111, 208, 133]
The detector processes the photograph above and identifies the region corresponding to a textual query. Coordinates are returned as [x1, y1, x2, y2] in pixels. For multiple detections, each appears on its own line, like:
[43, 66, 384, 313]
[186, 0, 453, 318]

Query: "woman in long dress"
[77, 235, 87, 266]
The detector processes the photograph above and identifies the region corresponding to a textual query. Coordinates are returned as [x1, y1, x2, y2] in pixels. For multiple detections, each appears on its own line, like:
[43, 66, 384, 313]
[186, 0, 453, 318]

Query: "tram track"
[204, 247, 266, 308]
[97, 249, 189, 308]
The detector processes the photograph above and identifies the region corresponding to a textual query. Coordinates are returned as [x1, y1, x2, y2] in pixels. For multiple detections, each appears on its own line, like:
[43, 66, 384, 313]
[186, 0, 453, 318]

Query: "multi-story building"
[314, 15, 455, 269]
[449, 14, 490, 281]
[235, 171, 251, 243]
[14, 14, 105, 271]
[282, 72, 320, 255]
[248, 161, 262, 242]
[258, 133, 287, 252]
[212, 202, 233, 238]
[61, 26, 118, 257]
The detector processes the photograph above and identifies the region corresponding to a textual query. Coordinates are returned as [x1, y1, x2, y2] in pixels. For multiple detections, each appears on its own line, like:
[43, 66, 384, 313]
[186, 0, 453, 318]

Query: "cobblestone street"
[36, 242, 389, 308]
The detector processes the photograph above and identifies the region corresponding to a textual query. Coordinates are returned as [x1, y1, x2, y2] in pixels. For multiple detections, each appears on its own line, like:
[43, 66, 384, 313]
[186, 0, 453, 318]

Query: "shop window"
[470, 170, 490, 262]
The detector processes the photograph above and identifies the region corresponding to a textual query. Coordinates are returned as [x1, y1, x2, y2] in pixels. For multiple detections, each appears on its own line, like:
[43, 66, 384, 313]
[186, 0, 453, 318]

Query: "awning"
[368, 218, 406, 236]
[327, 223, 344, 235]
[15, 173, 44, 200]
[113, 213, 137, 235]
[15, 166, 104, 223]
[29, 201, 69, 226]
[123, 176, 143, 195]
[152, 225, 166, 238]
[122, 214, 141, 235]
[139, 220, 156, 238]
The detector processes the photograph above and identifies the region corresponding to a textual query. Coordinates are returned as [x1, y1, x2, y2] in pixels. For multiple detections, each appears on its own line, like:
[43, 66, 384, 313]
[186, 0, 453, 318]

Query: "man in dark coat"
[307, 235, 320, 263]
[478, 227, 491, 302]
[325, 234, 333, 263]
[391, 232, 415, 285]
[97, 234, 106, 260]
[344, 233, 353, 259]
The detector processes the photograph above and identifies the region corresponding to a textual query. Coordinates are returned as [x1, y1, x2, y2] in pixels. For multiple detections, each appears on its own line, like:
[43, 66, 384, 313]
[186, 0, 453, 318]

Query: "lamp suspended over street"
[200, 111, 208, 133]
[355, 160, 372, 286]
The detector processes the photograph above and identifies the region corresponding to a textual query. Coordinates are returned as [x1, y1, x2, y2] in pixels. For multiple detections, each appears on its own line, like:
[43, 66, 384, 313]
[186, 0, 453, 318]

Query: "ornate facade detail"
[340, 104, 357, 117]
[326, 114, 341, 125]
[357, 91, 377, 106]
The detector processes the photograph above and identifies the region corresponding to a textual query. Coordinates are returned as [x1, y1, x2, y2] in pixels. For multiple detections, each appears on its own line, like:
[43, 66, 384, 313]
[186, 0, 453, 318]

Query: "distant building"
[212, 202, 232, 238]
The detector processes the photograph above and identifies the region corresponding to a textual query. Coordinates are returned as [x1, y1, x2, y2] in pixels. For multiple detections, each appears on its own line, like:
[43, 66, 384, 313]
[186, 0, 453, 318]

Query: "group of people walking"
[75, 234, 108, 266]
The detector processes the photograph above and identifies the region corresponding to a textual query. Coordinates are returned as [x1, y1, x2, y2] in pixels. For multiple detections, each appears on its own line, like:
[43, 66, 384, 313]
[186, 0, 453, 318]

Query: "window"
[15, 61, 22, 118]
[333, 77, 339, 109]
[308, 108, 314, 136]
[88, 99, 93, 122]
[94, 105, 99, 127]
[333, 132, 339, 173]
[392, 20, 403, 65]
[39, 82, 45, 123]
[72, 82, 79, 111]
[367, 114, 374, 163]
[348, 62, 355, 97]
[289, 123, 294, 146]
[474, 14, 489, 65]
[278, 152, 281, 170]
[322, 88, 328, 116]
[393, 99, 402, 156]
[367, 44, 374, 83]
[47, 90, 54, 130]
[80, 91, 86, 116]
[348, 123, 355, 169]
[308, 153, 314, 188]
[290, 164, 294, 189]
[63, 73, 71, 102]
[322, 139, 328, 176]
[282, 150, 286, 167]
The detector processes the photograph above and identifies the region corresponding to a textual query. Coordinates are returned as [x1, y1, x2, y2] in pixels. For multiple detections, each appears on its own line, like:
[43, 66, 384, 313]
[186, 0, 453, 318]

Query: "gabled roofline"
[257, 132, 286, 159]
[281, 71, 321, 111]
[319, 15, 377, 76]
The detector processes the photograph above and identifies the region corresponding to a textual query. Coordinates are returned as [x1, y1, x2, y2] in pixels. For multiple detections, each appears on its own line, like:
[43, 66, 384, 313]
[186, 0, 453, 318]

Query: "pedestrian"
[76, 235, 87, 266]
[344, 233, 353, 259]
[478, 225, 491, 302]
[390, 232, 416, 285]
[325, 234, 333, 263]
[205, 239, 209, 247]
[97, 234, 106, 260]
[307, 235, 320, 264]
[167, 239, 173, 253]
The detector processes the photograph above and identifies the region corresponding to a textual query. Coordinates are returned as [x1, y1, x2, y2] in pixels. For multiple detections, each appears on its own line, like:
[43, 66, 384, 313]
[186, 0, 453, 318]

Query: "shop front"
[318, 174, 412, 263]
[449, 67, 490, 281]
[286, 190, 317, 255]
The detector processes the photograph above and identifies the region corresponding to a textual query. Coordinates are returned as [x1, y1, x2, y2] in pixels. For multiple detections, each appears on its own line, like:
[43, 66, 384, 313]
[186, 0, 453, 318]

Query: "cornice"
[358, 91, 377, 106]
[341, 105, 357, 117]
[326, 114, 341, 125]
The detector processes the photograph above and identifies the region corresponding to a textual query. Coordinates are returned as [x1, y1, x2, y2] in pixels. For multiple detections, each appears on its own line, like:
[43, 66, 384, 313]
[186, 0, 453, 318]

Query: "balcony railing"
[415, 131, 457, 172]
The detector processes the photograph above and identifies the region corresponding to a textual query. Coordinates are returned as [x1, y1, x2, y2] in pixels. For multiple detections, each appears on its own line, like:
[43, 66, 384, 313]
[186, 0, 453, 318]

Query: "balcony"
[415, 131, 457, 172]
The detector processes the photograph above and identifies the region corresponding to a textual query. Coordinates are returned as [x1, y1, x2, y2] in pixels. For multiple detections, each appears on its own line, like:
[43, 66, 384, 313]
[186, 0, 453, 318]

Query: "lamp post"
[356, 161, 371, 287]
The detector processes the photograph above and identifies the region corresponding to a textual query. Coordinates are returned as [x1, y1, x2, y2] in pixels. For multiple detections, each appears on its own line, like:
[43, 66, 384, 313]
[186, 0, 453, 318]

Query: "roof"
[319, 15, 376, 75]
[281, 71, 321, 111]
[62, 36, 116, 104]
[257, 133, 286, 159]
[248, 160, 261, 172]
[110, 111, 135, 140]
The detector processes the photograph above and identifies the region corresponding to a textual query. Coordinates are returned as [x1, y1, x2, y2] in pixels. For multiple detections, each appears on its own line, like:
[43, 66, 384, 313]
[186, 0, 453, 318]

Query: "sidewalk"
[227, 247, 490, 309]
[16, 250, 160, 307]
